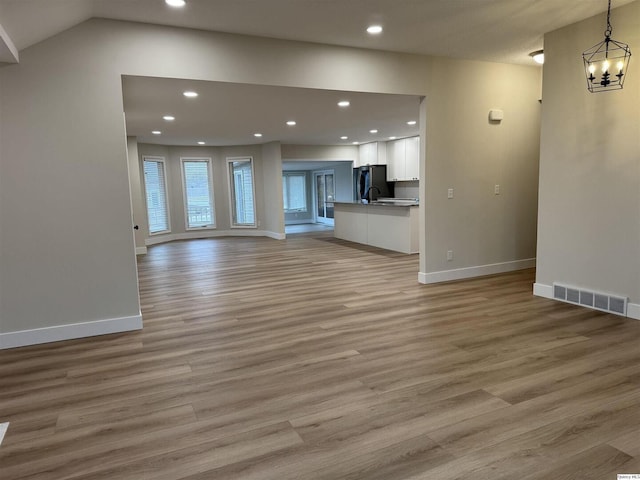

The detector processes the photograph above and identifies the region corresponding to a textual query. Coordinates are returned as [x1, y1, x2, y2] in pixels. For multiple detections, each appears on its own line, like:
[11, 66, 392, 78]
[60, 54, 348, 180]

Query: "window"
[182, 158, 215, 229]
[227, 157, 256, 227]
[282, 172, 307, 213]
[143, 157, 170, 234]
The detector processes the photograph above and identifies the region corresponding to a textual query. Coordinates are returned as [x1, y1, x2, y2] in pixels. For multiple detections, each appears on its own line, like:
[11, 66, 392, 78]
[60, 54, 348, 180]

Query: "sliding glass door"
[314, 170, 335, 226]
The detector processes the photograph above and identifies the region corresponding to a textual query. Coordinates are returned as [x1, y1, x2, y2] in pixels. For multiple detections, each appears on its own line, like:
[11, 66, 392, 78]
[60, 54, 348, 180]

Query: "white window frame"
[180, 157, 216, 231]
[226, 156, 257, 228]
[282, 171, 308, 213]
[142, 156, 171, 235]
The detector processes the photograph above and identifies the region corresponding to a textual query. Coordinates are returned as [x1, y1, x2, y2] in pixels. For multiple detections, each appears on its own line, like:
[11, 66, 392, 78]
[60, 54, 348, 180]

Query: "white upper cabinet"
[404, 136, 420, 181]
[387, 138, 405, 181]
[357, 142, 387, 167]
[386, 136, 420, 181]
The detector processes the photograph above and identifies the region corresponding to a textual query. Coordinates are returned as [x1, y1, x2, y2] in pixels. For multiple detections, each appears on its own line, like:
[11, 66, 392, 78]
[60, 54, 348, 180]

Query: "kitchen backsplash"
[394, 181, 419, 200]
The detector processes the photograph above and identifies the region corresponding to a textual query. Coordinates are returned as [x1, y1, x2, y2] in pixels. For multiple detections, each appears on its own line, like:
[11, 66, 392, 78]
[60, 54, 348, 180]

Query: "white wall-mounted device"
[489, 109, 504, 122]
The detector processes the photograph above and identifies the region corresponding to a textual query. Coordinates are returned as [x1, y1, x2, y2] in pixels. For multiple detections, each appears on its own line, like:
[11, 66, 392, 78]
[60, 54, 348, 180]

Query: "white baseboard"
[533, 281, 640, 321]
[533, 282, 553, 299]
[135, 246, 148, 255]
[145, 229, 285, 246]
[0, 314, 143, 350]
[285, 220, 315, 225]
[263, 231, 286, 240]
[418, 258, 535, 284]
[626, 303, 640, 320]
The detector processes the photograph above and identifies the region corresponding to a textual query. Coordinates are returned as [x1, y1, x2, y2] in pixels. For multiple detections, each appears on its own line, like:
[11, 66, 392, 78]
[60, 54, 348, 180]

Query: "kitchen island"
[334, 201, 419, 254]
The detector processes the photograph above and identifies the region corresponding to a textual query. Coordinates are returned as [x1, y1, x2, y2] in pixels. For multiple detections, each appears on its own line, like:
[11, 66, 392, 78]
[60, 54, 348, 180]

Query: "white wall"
[126, 137, 147, 254]
[419, 58, 541, 283]
[329, 163, 355, 203]
[261, 141, 285, 235]
[535, 0, 640, 314]
[0, 24, 143, 342]
[281, 144, 358, 162]
[136, 143, 286, 241]
[0, 17, 542, 346]
[134, 142, 349, 235]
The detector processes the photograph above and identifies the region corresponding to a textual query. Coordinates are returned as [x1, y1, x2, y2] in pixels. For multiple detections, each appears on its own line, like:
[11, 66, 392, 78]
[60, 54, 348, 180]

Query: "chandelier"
[582, 0, 632, 93]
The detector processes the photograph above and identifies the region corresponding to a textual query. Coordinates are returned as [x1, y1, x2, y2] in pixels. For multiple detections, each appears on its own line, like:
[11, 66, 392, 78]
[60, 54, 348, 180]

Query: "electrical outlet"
[494, 184, 500, 195]
[447, 188, 454, 199]
[447, 250, 453, 261]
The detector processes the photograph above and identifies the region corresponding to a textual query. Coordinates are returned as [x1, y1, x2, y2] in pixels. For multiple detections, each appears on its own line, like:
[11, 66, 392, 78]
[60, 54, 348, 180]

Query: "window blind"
[283, 173, 307, 212]
[143, 158, 169, 234]
[183, 159, 215, 229]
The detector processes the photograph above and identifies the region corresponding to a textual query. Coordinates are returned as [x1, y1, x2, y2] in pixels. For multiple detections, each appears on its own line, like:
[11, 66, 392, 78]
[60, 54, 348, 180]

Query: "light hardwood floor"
[1, 231, 640, 479]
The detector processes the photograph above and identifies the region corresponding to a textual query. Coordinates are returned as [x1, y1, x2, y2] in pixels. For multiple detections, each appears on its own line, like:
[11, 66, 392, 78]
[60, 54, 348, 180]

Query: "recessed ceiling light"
[389, 136, 397, 140]
[183, 91, 198, 98]
[340, 136, 348, 140]
[286, 121, 296, 126]
[370, 129, 378, 134]
[152, 130, 162, 135]
[367, 25, 383, 35]
[338, 101, 350, 107]
[165, 0, 186, 7]
[254, 133, 263, 137]
[197, 141, 205, 145]
[352, 141, 359, 145]
[163, 115, 175, 121]
[407, 120, 417, 125]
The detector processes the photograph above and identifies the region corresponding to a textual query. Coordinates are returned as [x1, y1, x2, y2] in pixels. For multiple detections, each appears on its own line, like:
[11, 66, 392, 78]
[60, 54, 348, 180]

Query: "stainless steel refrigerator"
[354, 165, 393, 202]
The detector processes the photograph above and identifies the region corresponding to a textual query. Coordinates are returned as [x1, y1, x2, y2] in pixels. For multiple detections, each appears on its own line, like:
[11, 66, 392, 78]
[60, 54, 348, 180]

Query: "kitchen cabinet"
[334, 202, 419, 254]
[386, 139, 405, 181]
[357, 142, 387, 167]
[404, 136, 420, 180]
[386, 136, 420, 181]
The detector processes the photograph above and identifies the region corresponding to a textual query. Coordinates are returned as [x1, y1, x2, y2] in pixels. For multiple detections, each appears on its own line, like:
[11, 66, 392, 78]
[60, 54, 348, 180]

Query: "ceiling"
[1, 0, 633, 65]
[1, 0, 633, 148]
[122, 76, 421, 146]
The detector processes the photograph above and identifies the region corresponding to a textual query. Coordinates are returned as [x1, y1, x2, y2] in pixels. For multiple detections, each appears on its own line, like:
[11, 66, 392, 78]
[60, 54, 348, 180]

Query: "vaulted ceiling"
[1, 0, 633, 65]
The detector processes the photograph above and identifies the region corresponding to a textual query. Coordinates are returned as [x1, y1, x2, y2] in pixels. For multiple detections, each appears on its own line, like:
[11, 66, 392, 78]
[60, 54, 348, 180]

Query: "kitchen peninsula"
[334, 200, 419, 254]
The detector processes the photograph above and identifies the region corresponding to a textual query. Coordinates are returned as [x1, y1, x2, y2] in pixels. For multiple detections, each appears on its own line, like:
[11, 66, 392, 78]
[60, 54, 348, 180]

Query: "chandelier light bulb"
[588, 64, 596, 74]
[602, 60, 610, 72]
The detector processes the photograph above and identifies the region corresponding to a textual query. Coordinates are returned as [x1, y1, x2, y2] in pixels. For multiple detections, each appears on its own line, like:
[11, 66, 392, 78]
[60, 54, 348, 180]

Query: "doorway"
[314, 170, 335, 226]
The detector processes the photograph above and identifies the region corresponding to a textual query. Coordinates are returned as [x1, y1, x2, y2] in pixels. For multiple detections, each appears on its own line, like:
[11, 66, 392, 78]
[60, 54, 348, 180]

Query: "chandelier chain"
[605, 0, 612, 38]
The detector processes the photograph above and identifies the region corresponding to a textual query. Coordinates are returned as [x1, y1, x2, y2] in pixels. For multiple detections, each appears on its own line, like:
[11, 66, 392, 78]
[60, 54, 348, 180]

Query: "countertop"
[334, 200, 419, 207]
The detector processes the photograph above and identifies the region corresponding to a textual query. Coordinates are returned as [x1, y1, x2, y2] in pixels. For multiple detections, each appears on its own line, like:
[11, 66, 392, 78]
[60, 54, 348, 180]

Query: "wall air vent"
[553, 282, 627, 316]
